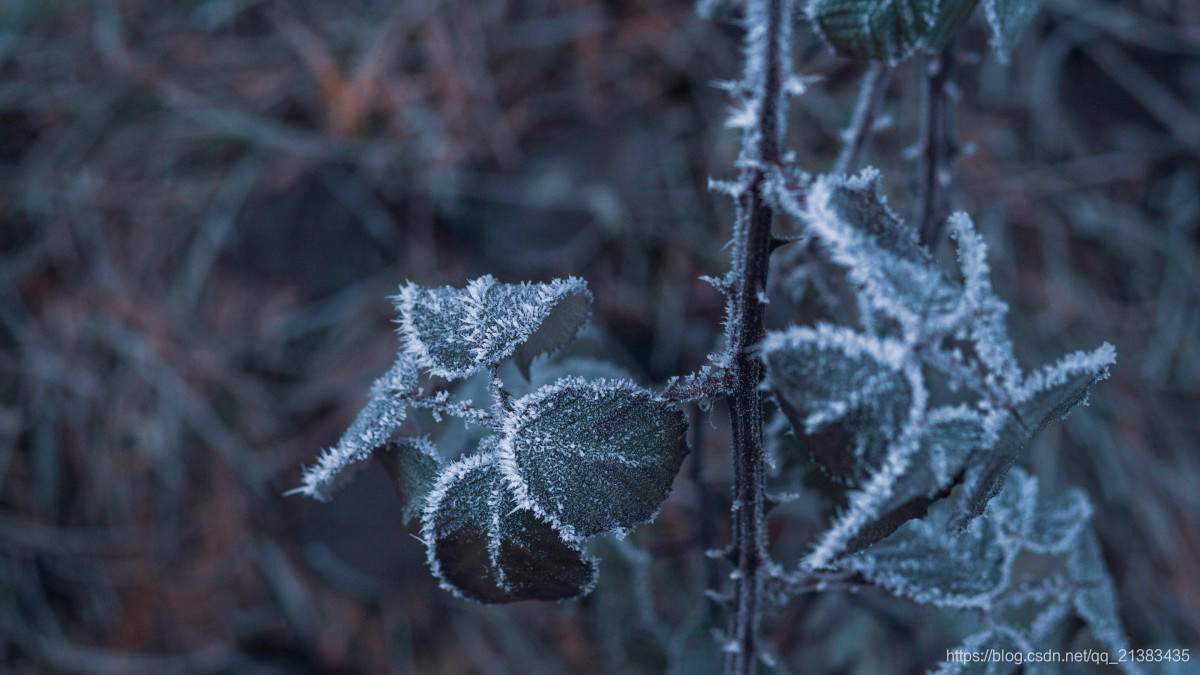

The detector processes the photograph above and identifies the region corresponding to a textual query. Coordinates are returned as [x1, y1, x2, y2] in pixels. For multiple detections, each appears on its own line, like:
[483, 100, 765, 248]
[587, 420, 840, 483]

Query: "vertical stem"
[834, 62, 892, 176]
[724, 0, 790, 672]
[915, 40, 958, 248]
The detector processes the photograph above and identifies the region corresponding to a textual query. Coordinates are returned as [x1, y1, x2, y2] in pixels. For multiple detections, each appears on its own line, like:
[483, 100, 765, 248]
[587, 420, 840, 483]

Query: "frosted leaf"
[948, 213, 1021, 392]
[395, 275, 591, 380]
[375, 436, 443, 525]
[982, 0, 1042, 61]
[292, 355, 418, 501]
[839, 505, 1009, 608]
[1068, 530, 1140, 673]
[421, 448, 597, 604]
[933, 626, 1030, 674]
[804, 360, 928, 569]
[807, 0, 978, 64]
[984, 467, 1091, 554]
[950, 343, 1116, 531]
[802, 170, 960, 330]
[497, 377, 689, 539]
[844, 406, 986, 554]
[762, 323, 911, 483]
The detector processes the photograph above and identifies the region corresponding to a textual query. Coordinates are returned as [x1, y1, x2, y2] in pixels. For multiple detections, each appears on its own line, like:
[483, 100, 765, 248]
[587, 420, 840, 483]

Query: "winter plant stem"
[915, 40, 959, 247]
[834, 61, 892, 175]
[725, 0, 790, 671]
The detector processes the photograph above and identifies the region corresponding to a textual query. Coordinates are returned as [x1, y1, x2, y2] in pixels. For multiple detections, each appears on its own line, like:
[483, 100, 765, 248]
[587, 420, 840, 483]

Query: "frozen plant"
[292, 0, 1139, 672]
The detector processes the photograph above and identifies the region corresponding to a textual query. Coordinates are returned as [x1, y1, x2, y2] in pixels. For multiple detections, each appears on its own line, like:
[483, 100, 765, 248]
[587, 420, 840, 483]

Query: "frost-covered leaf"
[763, 323, 911, 483]
[498, 377, 689, 539]
[292, 356, 418, 501]
[948, 212, 1021, 391]
[950, 343, 1116, 531]
[983, 0, 1042, 61]
[807, 0, 979, 64]
[803, 170, 960, 330]
[933, 626, 1029, 674]
[421, 448, 597, 604]
[844, 406, 985, 553]
[1068, 530, 1138, 672]
[985, 467, 1092, 555]
[375, 436, 442, 525]
[840, 504, 1010, 607]
[396, 275, 591, 380]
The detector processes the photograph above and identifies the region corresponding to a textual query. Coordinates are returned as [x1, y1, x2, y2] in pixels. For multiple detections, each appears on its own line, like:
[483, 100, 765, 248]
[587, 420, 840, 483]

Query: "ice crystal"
[497, 377, 689, 540]
[421, 446, 597, 604]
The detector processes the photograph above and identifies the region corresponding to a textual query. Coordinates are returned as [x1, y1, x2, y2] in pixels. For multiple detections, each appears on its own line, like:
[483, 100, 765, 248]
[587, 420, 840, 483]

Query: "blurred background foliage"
[1, 0, 1197, 672]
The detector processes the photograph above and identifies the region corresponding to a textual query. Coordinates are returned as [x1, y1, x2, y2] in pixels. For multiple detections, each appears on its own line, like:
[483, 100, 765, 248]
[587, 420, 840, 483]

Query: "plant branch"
[915, 40, 959, 248]
[834, 62, 892, 175]
[723, 0, 793, 671]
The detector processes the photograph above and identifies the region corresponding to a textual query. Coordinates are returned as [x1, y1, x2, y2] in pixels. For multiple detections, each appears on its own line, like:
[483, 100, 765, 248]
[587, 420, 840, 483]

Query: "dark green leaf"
[498, 377, 689, 539]
[422, 448, 597, 604]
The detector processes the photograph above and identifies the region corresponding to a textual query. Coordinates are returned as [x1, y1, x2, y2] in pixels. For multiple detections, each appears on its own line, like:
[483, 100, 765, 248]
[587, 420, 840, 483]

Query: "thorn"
[704, 588, 734, 606]
[768, 236, 800, 253]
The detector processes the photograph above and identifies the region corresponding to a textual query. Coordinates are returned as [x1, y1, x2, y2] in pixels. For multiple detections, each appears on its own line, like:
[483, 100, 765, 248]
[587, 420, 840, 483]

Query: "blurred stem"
[834, 62, 892, 175]
[690, 405, 720, 611]
[915, 40, 959, 248]
[725, 0, 790, 671]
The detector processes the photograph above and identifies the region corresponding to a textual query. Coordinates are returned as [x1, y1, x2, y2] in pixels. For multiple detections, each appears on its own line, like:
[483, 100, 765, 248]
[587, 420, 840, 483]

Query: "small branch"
[662, 365, 731, 402]
[914, 40, 959, 248]
[833, 62, 893, 175]
[722, 0, 793, 671]
[394, 389, 498, 428]
[486, 363, 513, 413]
[766, 569, 866, 597]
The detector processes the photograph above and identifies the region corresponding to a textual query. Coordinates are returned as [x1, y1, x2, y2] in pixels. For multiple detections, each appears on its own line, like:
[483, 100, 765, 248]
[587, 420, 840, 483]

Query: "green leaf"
[395, 275, 591, 380]
[421, 448, 597, 604]
[808, 0, 980, 63]
[498, 377, 689, 539]
[374, 436, 443, 525]
[983, 0, 1043, 61]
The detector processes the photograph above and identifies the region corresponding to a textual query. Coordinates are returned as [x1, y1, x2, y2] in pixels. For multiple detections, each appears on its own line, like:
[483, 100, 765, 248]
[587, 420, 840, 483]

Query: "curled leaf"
[375, 436, 443, 525]
[422, 448, 597, 604]
[395, 275, 591, 380]
[498, 377, 689, 539]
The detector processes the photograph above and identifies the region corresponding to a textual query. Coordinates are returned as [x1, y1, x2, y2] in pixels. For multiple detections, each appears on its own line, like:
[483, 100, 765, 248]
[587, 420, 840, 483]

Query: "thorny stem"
[724, 0, 791, 671]
[834, 62, 893, 175]
[915, 40, 959, 248]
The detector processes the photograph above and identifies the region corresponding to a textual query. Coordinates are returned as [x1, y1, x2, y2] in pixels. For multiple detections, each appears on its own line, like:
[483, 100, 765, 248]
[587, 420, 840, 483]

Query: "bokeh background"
[2, 0, 1198, 672]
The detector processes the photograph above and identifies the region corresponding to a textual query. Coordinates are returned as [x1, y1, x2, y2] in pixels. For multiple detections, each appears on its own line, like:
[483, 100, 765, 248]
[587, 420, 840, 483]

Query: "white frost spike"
[395, 275, 591, 381]
[291, 355, 418, 501]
